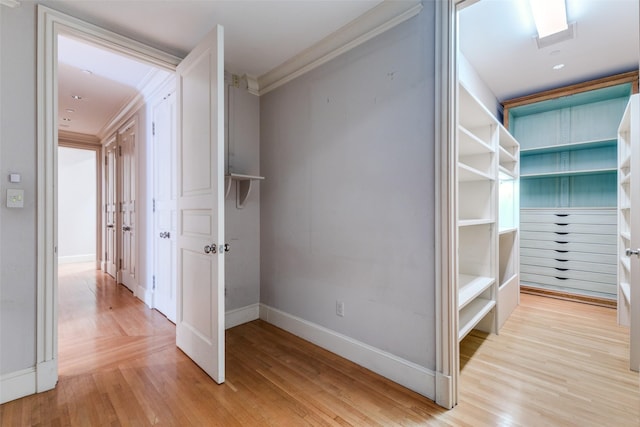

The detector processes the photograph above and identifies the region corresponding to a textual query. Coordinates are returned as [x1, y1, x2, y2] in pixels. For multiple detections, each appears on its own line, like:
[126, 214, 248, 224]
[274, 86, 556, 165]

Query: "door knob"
[224, 243, 230, 252]
[204, 244, 217, 254]
[159, 231, 170, 239]
[106, 224, 114, 228]
[123, 226, 131, 231]
[625, 248, 640, 257]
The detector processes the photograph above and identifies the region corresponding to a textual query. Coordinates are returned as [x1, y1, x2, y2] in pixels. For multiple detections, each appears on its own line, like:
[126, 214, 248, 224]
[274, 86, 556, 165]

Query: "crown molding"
[257, 0, 423, 96]
[58, 130, 101, 146]
[0, 0, 21, 8]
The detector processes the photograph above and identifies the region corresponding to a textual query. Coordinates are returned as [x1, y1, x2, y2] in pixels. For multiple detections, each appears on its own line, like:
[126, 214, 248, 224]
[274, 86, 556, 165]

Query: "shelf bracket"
[224, 173, 265, 209]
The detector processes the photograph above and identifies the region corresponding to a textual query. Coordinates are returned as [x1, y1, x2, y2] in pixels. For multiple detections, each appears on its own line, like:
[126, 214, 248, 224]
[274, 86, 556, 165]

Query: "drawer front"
[521, 273, 617, 297]
[520, 230, 616, 245]
[520, 247, 617, 264]
[521, 255, 617, 275]
[520, 222, 617, 234]
[521, 264, 615, 284]
[521, 209, 617, 224]
[520, 239, 616, 255]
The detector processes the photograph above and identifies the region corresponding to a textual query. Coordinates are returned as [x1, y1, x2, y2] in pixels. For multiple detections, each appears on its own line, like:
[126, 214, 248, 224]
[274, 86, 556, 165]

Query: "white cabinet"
[457, 84, 520, 340]
[617, 94, 639, 371]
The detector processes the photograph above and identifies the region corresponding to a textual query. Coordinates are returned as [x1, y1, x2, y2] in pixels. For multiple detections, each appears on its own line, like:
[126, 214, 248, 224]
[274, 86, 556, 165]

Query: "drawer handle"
[555, 223, 569, 226]
[555, 214, 569, 217]
[554, 249, 568, 253]
[555, 277, 568, 280]
[554, 241, 568, 244]
[555, 259, 568, 262]
[555, 267, 569, 271]
[554, 232, 569, 235]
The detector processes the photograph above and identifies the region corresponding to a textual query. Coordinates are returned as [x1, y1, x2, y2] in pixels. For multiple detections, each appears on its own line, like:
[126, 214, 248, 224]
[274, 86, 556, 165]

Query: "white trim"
[259, 304, 436, 399]
[0, 368, 35, 404]
[58, 254, 96, 264]
[0, 0, 20, 7]
[58, 130, 101, 146]
[225, 304, 260, 329]
[257, 0, 423, 96]
[136, 284, 154, 308]
[36, 359, 57, 392]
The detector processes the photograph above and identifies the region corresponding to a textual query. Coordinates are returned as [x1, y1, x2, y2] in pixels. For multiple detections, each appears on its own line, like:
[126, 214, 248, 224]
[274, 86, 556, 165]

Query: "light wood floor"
[1, 263, 638, 426]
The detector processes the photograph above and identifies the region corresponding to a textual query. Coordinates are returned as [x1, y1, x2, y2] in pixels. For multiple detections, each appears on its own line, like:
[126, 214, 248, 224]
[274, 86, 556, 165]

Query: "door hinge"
[153, 198, 156, 213]
[119, 259, 123, 269]
[152, 122, 155, 136]
[105, 251, 107, 261]
[118, 145, 122, 157]
[153, 275, 156, 290]
[105, 156, 108, 166]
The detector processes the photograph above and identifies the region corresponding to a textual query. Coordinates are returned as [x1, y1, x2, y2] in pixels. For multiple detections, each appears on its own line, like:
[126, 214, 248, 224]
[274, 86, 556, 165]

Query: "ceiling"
[47, 0, 640, 136]
[460, 0, 640, 102]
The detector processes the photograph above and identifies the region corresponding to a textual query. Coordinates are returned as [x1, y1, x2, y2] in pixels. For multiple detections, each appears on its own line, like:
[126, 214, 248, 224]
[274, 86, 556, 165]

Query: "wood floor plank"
[1, 263, 639, 426]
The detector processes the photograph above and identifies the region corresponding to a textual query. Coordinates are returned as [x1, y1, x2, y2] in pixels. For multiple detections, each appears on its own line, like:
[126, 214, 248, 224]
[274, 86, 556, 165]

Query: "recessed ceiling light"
[65, 108, 75, 113]
[553, 63, 565, 70]
[61, 117, 72, 121]
[71, 95, 83, 100]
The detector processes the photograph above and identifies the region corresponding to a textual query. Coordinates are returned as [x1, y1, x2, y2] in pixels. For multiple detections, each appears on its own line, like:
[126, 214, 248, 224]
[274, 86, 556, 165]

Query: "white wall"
[459, 52, 500, 119]
[58, 147, 96, 263]
[0, 2, 37, 376]
[260, 4, 436, 372]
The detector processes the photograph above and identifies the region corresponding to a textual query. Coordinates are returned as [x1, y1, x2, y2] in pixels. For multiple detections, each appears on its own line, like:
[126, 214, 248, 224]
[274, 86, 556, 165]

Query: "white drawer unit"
[520, 208, 617, 300]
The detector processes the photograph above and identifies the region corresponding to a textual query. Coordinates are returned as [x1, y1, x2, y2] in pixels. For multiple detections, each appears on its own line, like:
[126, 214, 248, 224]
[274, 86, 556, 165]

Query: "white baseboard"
[136, 284, 154, 308]
[435, 371, 454, 409]
[58, 254, 96, 264]
[36, 359, 57, 392]
[226, 303, 260, 329]
[0, 367, 36, 404]
[259, 304, 435, 399]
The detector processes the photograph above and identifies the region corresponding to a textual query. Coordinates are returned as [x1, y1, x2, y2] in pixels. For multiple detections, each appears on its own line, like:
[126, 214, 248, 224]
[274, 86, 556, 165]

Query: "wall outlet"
[336, 300, 345, 317]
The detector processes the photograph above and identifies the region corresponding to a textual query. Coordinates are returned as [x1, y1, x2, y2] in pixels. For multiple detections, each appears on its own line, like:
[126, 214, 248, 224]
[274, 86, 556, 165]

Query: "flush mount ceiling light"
[553, 63, 565, 70]
[529, 0, 568, 39]
[71, 95, 83, 100]
[61, 117, 72, 122]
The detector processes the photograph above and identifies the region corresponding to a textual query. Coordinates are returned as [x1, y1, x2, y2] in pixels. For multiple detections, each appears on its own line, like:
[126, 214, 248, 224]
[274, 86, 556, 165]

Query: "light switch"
[7, 189, 24, 208]
[9, 173, 21, 183]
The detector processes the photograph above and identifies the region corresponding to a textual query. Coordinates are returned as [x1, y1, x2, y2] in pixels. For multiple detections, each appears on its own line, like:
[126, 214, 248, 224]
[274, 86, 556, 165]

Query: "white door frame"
[36, 5, 180, 392]
[434, 0, 474, 409]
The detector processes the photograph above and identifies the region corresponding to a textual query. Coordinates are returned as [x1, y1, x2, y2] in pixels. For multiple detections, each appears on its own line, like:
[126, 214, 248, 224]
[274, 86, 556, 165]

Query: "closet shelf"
[521, 168, 616, 178]
[459, 275, 495, 309]
[499, 227, 517, 235]
[620, 256, 631, 273]
[519, 138, 617, 155]
[459, 125, 495, 154]
[458, 163, 494, 182]
[620, 282, 631, 305]
[620, 231, 631, 241]
[225, 173, 265, 209]
[458, 218, 495, 227]
[458, 298, 495, 341]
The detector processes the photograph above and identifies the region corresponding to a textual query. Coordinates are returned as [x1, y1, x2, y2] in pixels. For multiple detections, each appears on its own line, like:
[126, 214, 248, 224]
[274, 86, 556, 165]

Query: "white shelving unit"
[457, 84, 519, 341]
[617, 94, 640, 371]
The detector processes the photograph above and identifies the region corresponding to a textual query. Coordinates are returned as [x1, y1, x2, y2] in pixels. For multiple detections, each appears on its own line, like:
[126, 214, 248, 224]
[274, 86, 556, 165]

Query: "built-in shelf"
[225, 173, 265, 209]
[620, 256, 631, 273]
[458, 275, 495, 310]
[459, 163, 494, 181]
[458, 218, 495, 227]
[458, 298, 496, 341]
[520, 138, 617, 155]
[620, 282, 631, 305]
[520, 168, 616, 178]
[621, 231, 631, 241]
[499, 227, 517, 235]
[459, 126, 494, 154]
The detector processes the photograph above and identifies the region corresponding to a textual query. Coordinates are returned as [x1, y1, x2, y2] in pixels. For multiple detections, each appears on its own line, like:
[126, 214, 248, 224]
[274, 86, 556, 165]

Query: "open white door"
[176, 25, 225, 383]
[618, 94, 639, 371]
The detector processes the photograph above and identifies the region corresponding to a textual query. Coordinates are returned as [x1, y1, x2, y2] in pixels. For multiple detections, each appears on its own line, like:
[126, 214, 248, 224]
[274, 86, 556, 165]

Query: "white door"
[153, 89, 178, 322]
[104, 135, 118, 278]
[176, 25, 225, 383]
[619, 94, 639, 371]
[119, 118, 137, 291]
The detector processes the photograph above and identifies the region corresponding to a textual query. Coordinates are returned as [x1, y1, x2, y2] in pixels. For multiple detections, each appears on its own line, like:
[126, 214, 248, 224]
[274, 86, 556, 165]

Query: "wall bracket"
[224, 173, 264, 209]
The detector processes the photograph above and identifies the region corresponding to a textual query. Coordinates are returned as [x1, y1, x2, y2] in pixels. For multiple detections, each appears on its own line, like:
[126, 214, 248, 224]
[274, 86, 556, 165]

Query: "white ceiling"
[48, 0, 640, 136]
[460, 0, 640, 102]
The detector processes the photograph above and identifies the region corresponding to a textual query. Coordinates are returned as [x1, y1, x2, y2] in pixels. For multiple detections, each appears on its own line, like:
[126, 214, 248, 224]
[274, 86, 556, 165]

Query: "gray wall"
[259, 5, 436, 368]
[225, 84, 261, 310]
[0, 2, 38, 375]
